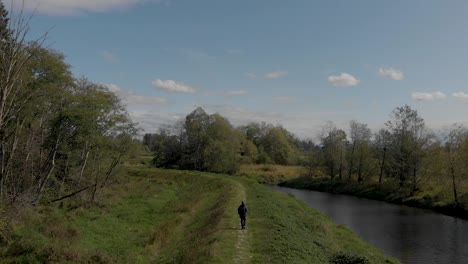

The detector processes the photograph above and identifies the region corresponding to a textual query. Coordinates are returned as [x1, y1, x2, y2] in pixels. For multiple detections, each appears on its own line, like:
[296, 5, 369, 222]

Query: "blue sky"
[6, 0, 468, 138]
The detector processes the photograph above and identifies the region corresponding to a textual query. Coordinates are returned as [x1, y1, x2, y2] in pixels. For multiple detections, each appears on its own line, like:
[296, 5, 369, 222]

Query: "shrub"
[330, 252, 370, 264]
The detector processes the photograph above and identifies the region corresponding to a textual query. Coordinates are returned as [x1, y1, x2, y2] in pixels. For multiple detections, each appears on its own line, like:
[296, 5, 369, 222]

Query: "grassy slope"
[0, 162, 398, 263]
[242, 177, 398, 264]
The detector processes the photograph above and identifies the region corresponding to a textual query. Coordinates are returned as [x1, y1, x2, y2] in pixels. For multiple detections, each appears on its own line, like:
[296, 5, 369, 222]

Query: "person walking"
[237, 201, 248, 229]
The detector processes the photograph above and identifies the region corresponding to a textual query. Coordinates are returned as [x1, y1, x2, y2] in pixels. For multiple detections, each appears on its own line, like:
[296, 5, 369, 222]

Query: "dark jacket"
[238, 203, 248, 218]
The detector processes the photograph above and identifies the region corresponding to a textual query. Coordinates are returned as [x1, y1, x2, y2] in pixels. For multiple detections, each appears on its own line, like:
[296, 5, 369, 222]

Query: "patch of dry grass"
[237, 164, 309, 184]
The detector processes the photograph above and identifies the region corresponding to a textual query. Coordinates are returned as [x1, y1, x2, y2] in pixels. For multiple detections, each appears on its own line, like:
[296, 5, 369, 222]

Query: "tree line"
[143, 107, 301, 174]
[0, 3, 137, 206]
[144, 105, 468, 207]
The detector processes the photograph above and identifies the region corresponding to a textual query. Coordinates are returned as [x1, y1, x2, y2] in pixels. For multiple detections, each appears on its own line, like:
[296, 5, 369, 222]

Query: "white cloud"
[224, 90, 248, 96]
[4, 0, 166, 15]
[245, 73, 257, 79]
[101, 51, 119, 64]
[105, 84, 168, 105]
[379, 67, 404, 80]
[412, 91, 446, 101]
[129, 110, 183, 134]
[152, 79, 196, 93]
[264, 71, 288, 79]
[453, 92, 468, 99]
[328, 73, 360, 87]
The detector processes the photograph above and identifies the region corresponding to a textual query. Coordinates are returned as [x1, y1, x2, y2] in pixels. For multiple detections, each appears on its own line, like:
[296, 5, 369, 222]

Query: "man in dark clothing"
[237, 201, 248, 229]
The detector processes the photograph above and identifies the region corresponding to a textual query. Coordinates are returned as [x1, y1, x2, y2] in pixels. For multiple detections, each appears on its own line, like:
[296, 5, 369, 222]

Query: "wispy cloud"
[379, 67, 404, 80]
[245, 73, 257, 79]
[105, 84, 168, 105]
[152, 79, 196, 93]
[264, 71, 288, 79]
[412, 91, 446, 101]
[224, 90, 248, 96]
[328, 73, 360, 87]
[4, 0, 167, 15]
[101, 51, 119, 64]
[245, 71, 288, 79]
[453, 92, 468, 99]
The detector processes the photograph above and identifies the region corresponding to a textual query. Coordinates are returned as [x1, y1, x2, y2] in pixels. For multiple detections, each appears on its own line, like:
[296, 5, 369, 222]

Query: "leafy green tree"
[184, 107, 210, 170]
[240, 122, 299, 165]
[149, 129, 183, 168]
[260, 127, 298, 165]
[385, 105, 430, 189]
[240, 139, 258, 164]
[321, 122, 347, 179]
[374, 128, 392, 184]
[204, 114, 242, 174]
[347, 120, 372, 181]
[443, 124, 468, 206]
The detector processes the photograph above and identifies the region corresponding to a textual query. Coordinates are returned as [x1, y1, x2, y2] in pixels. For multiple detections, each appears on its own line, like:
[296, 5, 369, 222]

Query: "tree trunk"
[330, 162, 334, 179]
[348, 143, 355, 181]
[412, 166, 417, 192]
[339, 145, 343, 180]
[101, 153, 122, 188]
[91, 152, 100, 202]
[34, 136, 60, 205]
[78, 149, 90, 185]
[357, 147, 363, 182]
[447, 147, 459, 206]
[379, 147, 386, 184]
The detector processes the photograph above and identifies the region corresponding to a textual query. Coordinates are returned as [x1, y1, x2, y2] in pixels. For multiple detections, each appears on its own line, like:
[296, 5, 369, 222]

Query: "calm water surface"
[268, 186, 468, 264]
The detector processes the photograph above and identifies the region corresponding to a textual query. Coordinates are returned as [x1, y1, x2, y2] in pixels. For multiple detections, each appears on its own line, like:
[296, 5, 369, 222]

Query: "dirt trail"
[232, 182, 252, 264]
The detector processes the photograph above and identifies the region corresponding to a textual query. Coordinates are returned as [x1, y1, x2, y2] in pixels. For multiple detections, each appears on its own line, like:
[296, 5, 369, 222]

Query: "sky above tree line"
[5, 0, 468, 138]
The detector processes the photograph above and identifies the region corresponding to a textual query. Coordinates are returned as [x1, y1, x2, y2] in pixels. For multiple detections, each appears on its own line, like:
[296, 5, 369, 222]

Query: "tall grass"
[0, 167, 238, 263]
[237, 164, 308, 184]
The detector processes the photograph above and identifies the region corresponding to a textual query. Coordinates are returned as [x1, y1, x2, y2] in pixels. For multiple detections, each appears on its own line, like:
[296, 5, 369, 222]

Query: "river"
[268, 186, 468, 264]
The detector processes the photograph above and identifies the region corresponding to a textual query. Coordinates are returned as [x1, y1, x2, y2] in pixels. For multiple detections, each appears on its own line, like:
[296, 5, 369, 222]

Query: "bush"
[330, 252, 370, 264]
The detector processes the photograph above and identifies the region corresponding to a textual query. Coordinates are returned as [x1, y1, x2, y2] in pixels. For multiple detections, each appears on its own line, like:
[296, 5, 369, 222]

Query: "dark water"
[268, 185, 468, 264]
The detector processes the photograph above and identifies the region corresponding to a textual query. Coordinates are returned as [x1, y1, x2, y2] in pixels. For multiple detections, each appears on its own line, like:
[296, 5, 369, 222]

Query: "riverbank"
[280, 176, 468, 220]
[0, 161, 398, 263]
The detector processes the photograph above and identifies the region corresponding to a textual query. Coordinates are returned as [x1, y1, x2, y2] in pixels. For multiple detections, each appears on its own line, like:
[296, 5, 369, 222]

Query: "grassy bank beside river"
[0, 160, 398, 263]
[280, 177, 468, 220]
[238, 164, 468, 220]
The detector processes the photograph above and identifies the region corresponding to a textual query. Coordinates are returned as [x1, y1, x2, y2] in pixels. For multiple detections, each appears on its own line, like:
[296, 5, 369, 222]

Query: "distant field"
[0, 161, 398, 263]
[237, 164, 308, 184]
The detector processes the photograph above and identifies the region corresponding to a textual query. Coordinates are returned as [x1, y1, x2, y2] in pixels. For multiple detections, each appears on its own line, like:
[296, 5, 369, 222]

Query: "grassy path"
[231, 182, 251, 264]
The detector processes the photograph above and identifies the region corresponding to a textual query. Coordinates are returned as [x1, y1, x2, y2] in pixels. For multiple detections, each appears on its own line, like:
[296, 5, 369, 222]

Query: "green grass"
[0, 167, 240, 263]
[0, 162, 399, 263]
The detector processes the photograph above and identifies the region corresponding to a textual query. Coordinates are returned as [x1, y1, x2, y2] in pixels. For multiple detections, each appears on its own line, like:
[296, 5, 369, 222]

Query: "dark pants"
[240, 216, 246, 229]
